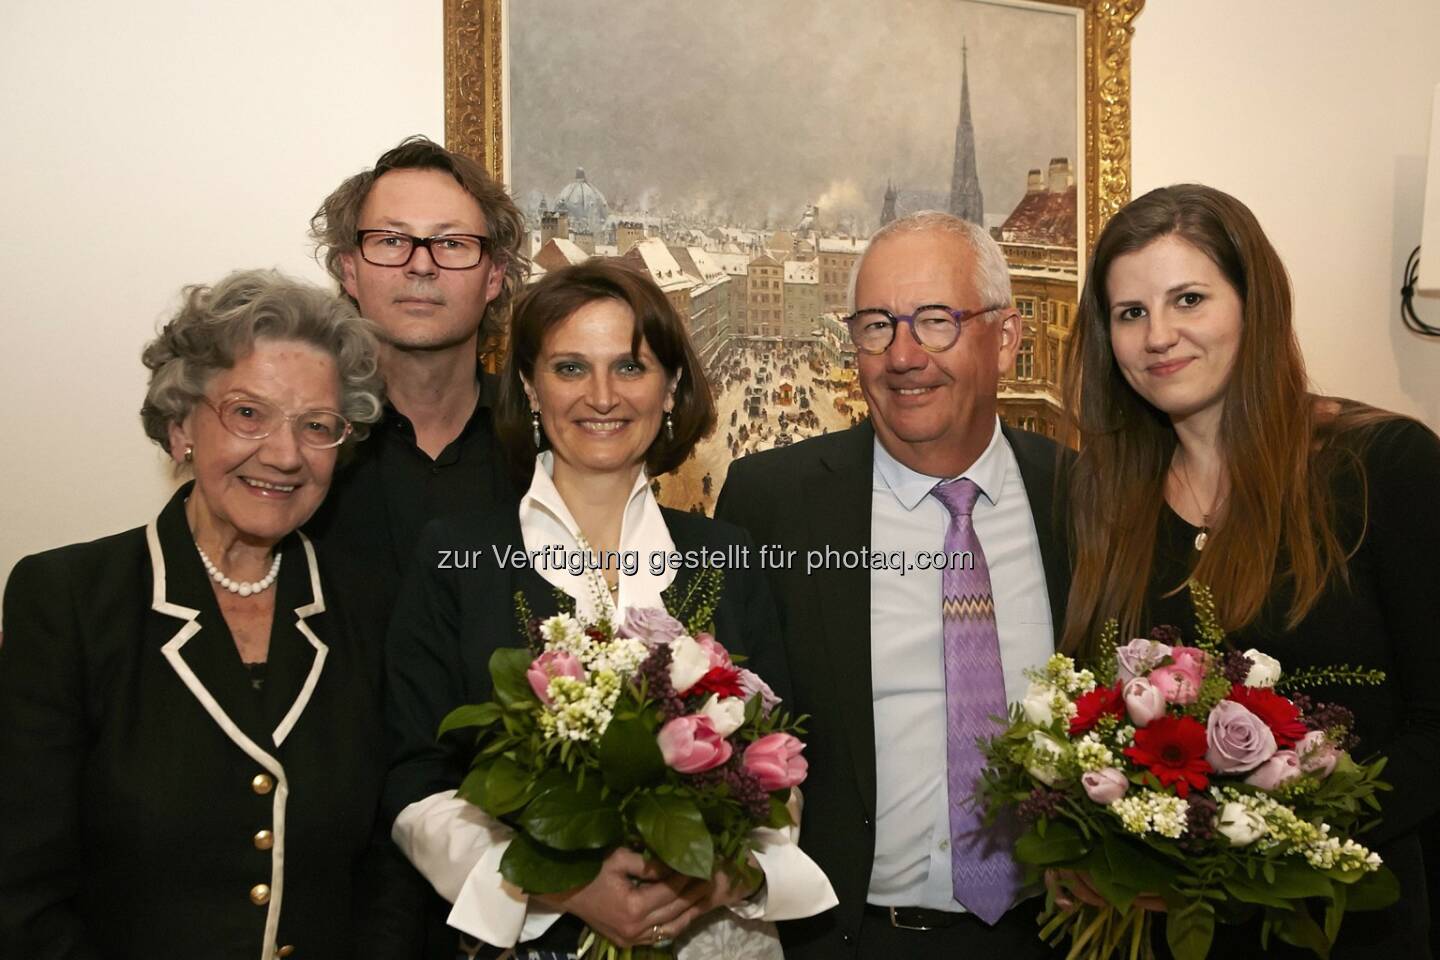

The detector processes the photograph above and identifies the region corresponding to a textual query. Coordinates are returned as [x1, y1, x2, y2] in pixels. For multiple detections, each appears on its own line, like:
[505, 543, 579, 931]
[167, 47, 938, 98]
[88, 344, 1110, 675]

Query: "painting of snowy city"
[445, 0, 1144, 513]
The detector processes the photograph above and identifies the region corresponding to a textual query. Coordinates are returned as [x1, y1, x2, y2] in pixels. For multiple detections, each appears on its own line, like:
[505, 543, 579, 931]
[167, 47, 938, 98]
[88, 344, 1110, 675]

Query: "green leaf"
[1265, 861, 1339, 901]
[596, 712, 666, 794]
[1269, 901, 1331, 958]
[456, 759, 492, 806]
[1344, 865, 1400, 912]
[480, 755, 534, 816]
[1324, 882, 1347, 944]
[1222, 873, 1299, 910]
[1013, 820, 1089, 866]
[491, 648, 539, 708]
[520, 771, 623, 851]
[499, 831, 604, 893]
[634, 791, 714, 879]
[437, 702, 504, 738]
[1100, 833, 1173, 896]
[1163, 892, 1216, 960]
[765, 793, 794, 829]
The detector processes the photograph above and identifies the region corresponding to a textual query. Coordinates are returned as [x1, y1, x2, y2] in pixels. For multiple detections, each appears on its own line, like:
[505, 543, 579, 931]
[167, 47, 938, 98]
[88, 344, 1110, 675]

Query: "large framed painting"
[446, 0, 1144, 511]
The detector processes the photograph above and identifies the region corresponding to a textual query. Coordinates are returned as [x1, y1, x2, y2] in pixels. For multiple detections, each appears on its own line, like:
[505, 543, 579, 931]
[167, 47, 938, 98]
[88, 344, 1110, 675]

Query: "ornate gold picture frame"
[445, 0, 1143, 508]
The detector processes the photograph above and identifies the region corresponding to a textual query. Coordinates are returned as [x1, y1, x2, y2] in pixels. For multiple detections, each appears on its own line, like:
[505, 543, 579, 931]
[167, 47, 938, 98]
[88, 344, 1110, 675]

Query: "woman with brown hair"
[382, 259, 835, 959]
[1061, 183, 1440, 956]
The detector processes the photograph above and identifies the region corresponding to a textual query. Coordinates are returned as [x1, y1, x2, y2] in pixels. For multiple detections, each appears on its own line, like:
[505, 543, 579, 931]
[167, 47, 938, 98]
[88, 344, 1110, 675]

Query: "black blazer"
[714, 420, 1071, 959]
[0, 486, 386, 960]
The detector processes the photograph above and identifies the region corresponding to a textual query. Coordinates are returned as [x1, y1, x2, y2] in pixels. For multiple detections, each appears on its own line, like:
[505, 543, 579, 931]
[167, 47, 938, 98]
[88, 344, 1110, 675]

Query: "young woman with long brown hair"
[1062, 184, 1440, 957]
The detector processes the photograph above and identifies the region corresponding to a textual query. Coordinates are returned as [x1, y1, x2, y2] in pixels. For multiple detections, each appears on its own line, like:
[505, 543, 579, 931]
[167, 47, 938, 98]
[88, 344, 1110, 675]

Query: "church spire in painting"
[880, 179, 898, 226]
[948, 38, 984, 226]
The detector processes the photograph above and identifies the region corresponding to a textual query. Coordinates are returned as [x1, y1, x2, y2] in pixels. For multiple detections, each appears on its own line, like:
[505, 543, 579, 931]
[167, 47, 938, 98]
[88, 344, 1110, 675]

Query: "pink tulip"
[526, 651, 586, 705]
[657, 715, 733, 774]
[1148, 664, 1204, 705]
[1297, 731, 1339, 779]
[1081, 768, 1129, 805]
[1168, 646, 1210, 678]
[743, 732, 809, 791]
[695, 632, 732, 670]
[1123, 677, 1168, 727]
[1244, 749, 1302, 791]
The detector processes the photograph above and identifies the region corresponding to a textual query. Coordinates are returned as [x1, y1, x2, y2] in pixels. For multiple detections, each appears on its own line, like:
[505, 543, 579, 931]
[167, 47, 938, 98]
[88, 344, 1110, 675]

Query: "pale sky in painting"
[509, 0, 1078, 233]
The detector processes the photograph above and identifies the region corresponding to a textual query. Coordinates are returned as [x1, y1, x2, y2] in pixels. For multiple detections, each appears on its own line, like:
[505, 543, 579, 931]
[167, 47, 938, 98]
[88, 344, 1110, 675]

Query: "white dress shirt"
[866, 419, 1054, 911]
[393, 454, 837, 947]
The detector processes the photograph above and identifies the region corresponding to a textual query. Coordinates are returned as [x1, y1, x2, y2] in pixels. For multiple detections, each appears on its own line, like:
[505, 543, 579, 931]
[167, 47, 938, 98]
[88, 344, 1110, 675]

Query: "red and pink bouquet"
[441, 599, 806, 960]
[979, 586, 1396, 959]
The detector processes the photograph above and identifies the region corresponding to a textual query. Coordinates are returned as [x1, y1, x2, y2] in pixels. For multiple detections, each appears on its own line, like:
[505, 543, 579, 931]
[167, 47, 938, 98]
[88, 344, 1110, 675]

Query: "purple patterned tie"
[930, 478, 1022, 924]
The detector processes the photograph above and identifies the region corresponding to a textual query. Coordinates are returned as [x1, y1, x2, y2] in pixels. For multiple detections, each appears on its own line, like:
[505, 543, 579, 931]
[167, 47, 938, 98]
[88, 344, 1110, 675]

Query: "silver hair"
[847, 210, 1013, 314]
[140, 269, 385, 454]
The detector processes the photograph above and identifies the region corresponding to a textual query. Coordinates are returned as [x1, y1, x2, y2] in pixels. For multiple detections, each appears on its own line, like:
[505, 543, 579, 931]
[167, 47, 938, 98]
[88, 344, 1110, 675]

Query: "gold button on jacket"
[253, 829, 274, 850]
[249, 883, 270, 906]
[251, 773, 274, 795]
[277, 946, 295, 958]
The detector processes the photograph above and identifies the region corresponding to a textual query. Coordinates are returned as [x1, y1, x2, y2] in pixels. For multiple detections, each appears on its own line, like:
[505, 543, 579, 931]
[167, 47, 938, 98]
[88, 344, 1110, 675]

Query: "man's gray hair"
[847, 210, 1013, 313]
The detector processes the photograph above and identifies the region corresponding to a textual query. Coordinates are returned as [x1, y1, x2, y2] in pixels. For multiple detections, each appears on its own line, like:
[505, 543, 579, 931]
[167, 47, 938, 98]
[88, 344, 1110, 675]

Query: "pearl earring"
[531, 410, 542, 448]
[184, 444, 194, 463]
[664, 412, 674, 441]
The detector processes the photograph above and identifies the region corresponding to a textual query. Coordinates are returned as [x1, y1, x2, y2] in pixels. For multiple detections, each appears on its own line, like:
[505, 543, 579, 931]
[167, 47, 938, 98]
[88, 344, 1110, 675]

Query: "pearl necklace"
[196, 545, 281, 597]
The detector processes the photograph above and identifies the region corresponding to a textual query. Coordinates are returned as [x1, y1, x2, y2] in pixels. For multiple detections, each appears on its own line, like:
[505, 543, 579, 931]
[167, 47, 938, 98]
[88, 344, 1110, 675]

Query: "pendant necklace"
[1174, 455, 1217, 552]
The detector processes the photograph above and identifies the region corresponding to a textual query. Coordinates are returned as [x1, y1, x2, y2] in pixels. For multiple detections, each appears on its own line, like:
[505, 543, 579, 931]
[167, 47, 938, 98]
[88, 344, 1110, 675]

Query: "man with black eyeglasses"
[306, 137, 529, 960]
[717, 211, 1071, 958]
[306, 136, 528, 610]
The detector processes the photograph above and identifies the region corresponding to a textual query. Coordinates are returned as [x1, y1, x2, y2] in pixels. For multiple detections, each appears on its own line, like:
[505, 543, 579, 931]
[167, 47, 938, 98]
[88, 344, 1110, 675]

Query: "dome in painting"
[555, 167, 609, 236]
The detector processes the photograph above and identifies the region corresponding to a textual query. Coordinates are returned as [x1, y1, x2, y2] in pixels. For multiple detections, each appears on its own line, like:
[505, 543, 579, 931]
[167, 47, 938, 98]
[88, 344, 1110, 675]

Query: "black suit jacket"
[379, 502, 790, 951]
[715, 420, 1070, 959]
[0, 486, 386, 960]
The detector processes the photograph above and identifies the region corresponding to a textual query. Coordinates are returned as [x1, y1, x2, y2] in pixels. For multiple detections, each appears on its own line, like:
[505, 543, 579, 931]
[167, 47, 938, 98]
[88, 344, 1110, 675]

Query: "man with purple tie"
[716, 211, 1069, 958]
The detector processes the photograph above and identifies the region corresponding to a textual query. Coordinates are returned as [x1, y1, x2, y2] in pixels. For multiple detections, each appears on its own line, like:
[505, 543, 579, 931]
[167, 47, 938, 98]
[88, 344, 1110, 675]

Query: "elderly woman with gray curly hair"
[0, 269, 389, 960]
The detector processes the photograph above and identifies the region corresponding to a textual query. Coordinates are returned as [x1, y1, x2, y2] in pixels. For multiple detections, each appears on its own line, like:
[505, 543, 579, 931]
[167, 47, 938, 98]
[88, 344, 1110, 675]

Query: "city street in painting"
[507, 0, 1083, 511]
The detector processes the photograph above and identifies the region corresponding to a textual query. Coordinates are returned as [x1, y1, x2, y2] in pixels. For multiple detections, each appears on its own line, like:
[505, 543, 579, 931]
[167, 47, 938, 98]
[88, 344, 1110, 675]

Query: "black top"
[303, 372, 520, 615]
[1146, 418, 1440, 958]
[381, 501, 790, 953]
[0, 486, 386, 960]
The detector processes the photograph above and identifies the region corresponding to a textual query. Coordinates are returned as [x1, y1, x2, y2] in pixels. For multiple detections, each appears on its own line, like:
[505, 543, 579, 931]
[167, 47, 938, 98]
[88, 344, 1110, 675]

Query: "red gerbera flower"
[688, 665, 746, 700]
[1122, 715, 1212, 797]
[1069, 681, 1126, 736]
[1226, 685, 1307, 747]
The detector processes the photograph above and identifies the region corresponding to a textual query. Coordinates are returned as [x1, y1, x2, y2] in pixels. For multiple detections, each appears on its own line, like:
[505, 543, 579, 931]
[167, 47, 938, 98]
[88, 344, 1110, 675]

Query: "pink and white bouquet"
[441, 600, 806, 960]
[978, 586, 1397, 960]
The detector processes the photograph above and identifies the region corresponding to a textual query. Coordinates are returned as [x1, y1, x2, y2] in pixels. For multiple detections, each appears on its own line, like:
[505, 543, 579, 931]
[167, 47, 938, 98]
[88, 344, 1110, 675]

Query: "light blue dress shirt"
[866, 419, 1054, 911]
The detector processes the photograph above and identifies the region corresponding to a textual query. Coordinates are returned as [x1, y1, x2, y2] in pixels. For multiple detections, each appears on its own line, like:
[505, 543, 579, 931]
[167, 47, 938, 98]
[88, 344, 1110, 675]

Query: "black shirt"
[304, 371, 520, 617]
[1145, 417, 1440, 958]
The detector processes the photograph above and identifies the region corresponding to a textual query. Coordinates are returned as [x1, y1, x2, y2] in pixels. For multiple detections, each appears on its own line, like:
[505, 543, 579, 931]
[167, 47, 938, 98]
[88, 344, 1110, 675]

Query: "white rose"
[1217, 802, 1268, 847]
[698, 695, 746, 738]
[1022, 681, 1060, 726]
[1242, 649, 1282, 688]
[668, 635, 711, 695]
[1026, 731, 1067, 786]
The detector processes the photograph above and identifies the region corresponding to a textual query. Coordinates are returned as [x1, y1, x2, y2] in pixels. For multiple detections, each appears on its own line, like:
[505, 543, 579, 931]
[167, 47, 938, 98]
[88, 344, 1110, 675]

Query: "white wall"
[1130, 0, 1440, 429]
[3, 1, 1439, 590]
[0, 2, 443, 588]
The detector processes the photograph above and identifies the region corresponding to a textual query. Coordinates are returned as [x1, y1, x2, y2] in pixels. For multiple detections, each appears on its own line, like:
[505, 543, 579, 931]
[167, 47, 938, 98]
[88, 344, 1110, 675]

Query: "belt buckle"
[888, 906, 935, 931]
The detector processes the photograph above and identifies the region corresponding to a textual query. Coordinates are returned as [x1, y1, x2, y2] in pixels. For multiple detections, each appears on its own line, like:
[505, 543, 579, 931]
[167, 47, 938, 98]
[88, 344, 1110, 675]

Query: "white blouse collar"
[518, 452, 678, 622]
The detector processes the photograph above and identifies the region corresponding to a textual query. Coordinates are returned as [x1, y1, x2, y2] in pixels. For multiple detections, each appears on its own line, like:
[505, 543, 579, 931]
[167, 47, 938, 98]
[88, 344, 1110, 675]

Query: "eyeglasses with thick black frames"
[355, 230, 493, 270]
[843, 303, 1008, 354]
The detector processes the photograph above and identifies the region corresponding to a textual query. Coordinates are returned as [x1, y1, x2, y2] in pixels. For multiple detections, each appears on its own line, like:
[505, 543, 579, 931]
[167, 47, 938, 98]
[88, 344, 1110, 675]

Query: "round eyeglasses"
[355, 230, 492, 270]
[844, 303, 1008, 355]
[201, 396, 352, 449]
